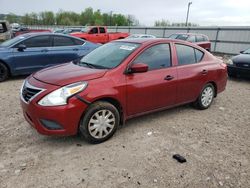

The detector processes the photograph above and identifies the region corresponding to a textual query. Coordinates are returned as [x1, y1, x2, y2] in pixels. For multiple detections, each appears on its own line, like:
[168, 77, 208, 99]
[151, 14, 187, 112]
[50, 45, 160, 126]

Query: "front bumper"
[20, 77, 88, 136]
[227, 64, 250, 78]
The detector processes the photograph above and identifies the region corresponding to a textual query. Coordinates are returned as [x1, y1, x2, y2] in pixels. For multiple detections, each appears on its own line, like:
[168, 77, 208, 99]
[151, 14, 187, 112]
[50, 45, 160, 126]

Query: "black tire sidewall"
[0, 62, 9, 82]
[79, 101, 120, 144]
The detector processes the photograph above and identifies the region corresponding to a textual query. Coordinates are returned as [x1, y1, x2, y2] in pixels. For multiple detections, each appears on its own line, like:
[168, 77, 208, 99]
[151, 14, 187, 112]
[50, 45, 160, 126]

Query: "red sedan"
[20, 39, 227, 143]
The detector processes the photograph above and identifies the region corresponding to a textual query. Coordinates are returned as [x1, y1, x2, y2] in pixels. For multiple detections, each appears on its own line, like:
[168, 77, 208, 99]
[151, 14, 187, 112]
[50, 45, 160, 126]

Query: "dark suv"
[169, 33, 211, 51]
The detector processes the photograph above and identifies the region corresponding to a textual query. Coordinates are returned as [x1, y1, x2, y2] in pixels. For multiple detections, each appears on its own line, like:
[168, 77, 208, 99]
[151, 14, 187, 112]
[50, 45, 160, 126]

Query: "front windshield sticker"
[119, 45, 136, 51]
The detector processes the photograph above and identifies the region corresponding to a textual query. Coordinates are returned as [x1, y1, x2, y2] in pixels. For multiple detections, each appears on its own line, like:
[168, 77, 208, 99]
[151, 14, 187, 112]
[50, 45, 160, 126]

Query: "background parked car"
[126, 34, 156, 39]
[0, 33, 100, 81]
[62, 28, 82, 34]
[53, 28, 65, 34]
[168, 33, 211, 51]
[227, 49, 250, 78]
[70, 26, 129, 43]
[0, 20, 11, 41]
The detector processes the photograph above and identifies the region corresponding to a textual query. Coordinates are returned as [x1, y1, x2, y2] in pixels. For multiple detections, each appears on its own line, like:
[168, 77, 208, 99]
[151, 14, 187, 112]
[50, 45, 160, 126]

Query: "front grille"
[21, 82, 43, 102]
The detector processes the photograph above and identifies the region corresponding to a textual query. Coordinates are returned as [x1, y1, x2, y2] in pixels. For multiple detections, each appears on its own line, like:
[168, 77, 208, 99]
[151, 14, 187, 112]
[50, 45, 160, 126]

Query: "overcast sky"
[1, 0, 250, 26]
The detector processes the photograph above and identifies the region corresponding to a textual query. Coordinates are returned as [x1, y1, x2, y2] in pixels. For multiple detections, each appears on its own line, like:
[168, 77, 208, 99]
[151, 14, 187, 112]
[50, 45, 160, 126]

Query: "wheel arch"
[92, 97, 124, 124]
[0, 59, 11, 76]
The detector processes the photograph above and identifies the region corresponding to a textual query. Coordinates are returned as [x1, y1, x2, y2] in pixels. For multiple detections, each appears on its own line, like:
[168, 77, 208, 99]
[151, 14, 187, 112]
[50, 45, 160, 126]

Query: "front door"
[12, 35, 53, 75]
[126, 43, 177, 116]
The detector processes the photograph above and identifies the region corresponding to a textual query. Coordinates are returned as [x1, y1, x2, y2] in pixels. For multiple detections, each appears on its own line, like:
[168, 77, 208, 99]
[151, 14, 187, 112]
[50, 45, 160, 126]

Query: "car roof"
[17, 32, 85, 40]
[173, 33, 208, 37]
[117, 38, 186, 44]
[116, 38, 208, 52]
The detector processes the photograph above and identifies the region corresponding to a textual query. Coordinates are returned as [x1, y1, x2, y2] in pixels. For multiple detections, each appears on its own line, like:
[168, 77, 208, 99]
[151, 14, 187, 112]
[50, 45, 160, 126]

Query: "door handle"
[164, 75, 174, 81]
[73, 48, 79, 51]
[201, 69, 208, 75]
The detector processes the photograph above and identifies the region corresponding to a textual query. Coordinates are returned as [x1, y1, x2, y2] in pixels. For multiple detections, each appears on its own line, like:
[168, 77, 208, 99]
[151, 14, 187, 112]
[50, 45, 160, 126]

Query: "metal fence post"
[163, 28, 166, 38]
[214, 27, 220, 52]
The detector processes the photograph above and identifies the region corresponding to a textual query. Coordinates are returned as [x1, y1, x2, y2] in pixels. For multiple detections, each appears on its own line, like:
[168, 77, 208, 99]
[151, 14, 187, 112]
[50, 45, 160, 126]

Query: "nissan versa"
[20, 39, 227, 143]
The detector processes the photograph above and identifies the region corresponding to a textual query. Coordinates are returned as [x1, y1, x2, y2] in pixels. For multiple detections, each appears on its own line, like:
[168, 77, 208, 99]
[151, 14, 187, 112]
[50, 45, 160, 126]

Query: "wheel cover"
[88, 110, 115, 139]
[201, 86, 214, 107]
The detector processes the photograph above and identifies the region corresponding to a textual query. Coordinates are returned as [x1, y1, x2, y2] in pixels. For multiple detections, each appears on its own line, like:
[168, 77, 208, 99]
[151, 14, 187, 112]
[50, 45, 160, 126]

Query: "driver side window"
[133, 44, 172, 71]
[89, 27, 98, 34]
[16, 36, 52, 48]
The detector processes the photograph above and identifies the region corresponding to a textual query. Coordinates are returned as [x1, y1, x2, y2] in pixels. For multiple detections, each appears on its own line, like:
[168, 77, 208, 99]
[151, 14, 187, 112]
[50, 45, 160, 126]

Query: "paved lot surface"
[0, 76, 249, 188]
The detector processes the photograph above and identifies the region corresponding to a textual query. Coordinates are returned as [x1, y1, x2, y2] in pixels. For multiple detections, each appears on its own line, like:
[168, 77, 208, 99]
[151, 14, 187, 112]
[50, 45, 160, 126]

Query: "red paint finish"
[20, 39, 227, 136]
[70, 26, 129, 43]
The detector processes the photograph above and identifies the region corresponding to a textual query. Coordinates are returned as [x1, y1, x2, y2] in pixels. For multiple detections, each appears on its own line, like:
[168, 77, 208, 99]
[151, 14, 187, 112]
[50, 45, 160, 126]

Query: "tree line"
[154, 19, 199, 27]
[4, 8, 139, 26]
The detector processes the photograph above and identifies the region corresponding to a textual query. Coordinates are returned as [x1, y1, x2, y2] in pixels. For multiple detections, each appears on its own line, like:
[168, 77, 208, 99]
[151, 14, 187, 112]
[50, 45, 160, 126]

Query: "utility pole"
[110, 11, 113, 26]
[185, 2, 192, 27]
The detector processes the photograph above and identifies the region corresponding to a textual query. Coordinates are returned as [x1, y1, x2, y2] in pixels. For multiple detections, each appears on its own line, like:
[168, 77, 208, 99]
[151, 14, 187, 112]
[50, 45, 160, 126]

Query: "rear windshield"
[169, 34, 189, 40]
[79, 42, 140, 69]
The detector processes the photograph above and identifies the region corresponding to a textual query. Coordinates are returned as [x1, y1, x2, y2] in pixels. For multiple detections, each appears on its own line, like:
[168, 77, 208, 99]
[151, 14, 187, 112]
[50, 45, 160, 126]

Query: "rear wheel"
[0, 62, 9, 82]
[194, 83, 215, 110]
[79, 101, 120, 144]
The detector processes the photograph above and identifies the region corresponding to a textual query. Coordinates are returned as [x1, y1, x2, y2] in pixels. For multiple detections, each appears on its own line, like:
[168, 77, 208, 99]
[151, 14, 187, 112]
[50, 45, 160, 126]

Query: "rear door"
[126, 43, 177, 116]
[11, 35, 53, 74]
[50, 35, 81, 65]
[174, 43, 208, 104]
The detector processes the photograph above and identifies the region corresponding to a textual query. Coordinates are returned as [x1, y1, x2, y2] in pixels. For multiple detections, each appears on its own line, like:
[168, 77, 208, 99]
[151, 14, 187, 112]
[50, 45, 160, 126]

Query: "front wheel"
[0, 62, 9, 82]
[194, 83, 215, 110]
[79, 101, 120, 144]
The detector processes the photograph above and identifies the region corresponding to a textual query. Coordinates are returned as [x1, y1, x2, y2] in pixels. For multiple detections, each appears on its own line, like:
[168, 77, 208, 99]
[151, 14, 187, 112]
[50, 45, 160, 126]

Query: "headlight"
[38, 82, 88, 106]
[227, 59, 233, 65]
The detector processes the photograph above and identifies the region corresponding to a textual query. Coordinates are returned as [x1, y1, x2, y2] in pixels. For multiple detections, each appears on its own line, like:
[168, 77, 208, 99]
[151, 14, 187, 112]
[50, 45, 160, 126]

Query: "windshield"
[243, 48, 250, 54]
[0, 35, 26, 47]
[79, 42, 140, 69]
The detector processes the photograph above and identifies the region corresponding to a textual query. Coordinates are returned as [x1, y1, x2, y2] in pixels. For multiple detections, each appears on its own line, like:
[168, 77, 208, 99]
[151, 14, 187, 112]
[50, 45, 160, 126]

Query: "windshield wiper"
[79, 62, 96, 68]
[79, 62, 109, 69]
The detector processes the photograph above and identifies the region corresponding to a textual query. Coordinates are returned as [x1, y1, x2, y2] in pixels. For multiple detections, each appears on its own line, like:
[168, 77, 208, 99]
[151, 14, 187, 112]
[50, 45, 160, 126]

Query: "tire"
[79, 101, 120, 144]
[194, 83, 215, 110]
[0, 62, 9, 82]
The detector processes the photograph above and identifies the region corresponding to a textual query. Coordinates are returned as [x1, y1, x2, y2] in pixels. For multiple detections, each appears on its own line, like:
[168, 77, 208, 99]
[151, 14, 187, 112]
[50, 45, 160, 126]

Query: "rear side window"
[133, 44, 171, 70]
[73, 38, 85, 45]
[53, 36, 75, 46]
[203, 36, 208, 41]
[196, 35, 204, 42]
[176, 44, 204, 65]
[195, 49, 204, 62]
[99, 27, 105, 33]
[187, 35, 196, 42]
[21, 36, 52, 48]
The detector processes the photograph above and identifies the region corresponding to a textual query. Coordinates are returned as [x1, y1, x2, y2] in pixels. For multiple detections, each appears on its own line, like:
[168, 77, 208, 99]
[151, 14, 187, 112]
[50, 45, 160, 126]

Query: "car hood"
[0, 46, 8, 51]
[33, 62, 107, 86]
[232, 54, 250, 63]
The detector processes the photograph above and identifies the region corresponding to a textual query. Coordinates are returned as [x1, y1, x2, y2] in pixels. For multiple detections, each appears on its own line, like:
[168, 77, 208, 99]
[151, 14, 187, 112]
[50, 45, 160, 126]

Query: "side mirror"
[17, 44, 26, 51]
[240, 50, 244, 54]
[128, 63, 148, 73]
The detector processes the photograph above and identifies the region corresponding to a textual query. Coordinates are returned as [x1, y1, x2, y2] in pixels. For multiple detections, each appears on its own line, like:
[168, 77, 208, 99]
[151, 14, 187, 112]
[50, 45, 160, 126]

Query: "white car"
[127, 34, 156, 39]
